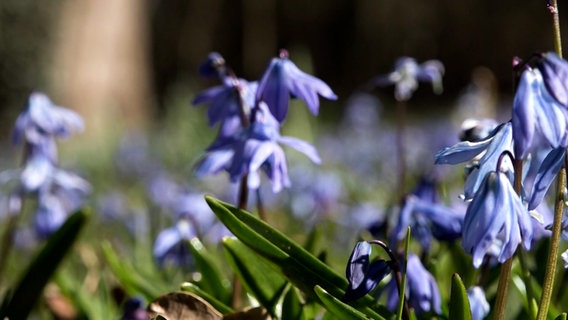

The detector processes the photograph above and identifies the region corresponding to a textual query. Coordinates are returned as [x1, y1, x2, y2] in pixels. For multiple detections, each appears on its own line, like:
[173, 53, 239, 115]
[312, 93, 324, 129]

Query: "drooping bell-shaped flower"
[436, 122, 514, 200]
[512, 67, 568, 159]
[527, 147, 565, 210]
[343, 241, 391, 302]
[193, 77, 257, 128]
[462, 170, 533, 268]
[256, 49, 337, 122]
[153, 218, 196, 267]
[383, 253, 442, 315]
[371, 57, 445, 101]
[391, 177, 464, 251]
[195, 102, 321, 193]
[535, 51, 568, 107]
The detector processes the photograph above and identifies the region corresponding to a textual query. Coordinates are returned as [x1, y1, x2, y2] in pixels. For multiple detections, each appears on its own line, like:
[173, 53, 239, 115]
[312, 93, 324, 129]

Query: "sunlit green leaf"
[205, 196, 391, 320]
[222, 237, 287, 315]
[188, 237, 231, 304]
[282, 285, 304, 320]
[449, 273, 472, 320]
[181, 282, 233, 315]
[314, 285, 373, 319]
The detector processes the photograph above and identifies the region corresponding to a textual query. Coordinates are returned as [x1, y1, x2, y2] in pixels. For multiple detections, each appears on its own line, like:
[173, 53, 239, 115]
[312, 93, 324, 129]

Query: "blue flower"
[12, 92, 84, 145]
[197, 52, 226, 79]
[192, 78, 257, 127]
[391, 177, 464, 251]
[34, 190, 68, 239]
[153, 218, 196, 267]
[343, 241, 391, 302]
[256, 50, 337, 122]
[462, 171, 533, 268]
[527, 147, 565, 210]
[372, 57, 444, 101]
[535, 52, 568, 107]
[383, 253, 441, 315]
[195, 103, 321, 193]
[467, 286, 490, 320]
[436, 122, 514, 200]
[512, 67, 568, 159]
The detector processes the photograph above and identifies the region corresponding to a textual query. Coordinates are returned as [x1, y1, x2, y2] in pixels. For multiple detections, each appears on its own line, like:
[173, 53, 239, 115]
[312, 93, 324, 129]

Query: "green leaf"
[449, 273, 472, 320]
[222, 237, 287, 315]
[282, 285, 304, 320]
[0, 209, 89, 319]
[205, 196, 391, 320]
[101, 241, 167, 300]
[555, 313, 567, 320]
[180, 282, 233, 315]
[314, 285, 372, 319]
[188, 237, 231, 304]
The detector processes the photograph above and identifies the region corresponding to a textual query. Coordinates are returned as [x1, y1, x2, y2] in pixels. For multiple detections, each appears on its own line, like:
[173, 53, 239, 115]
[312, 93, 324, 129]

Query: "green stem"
[536, 164, 566, 320]
[518, 249, 537, 319]
[550, 0, 563, 57]
[396, 227, 411, 320]
[536, 2, 564, 318]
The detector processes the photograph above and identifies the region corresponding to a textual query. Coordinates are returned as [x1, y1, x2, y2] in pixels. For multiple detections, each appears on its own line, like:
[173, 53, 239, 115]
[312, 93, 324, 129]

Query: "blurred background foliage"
[0, 0, 559, 139]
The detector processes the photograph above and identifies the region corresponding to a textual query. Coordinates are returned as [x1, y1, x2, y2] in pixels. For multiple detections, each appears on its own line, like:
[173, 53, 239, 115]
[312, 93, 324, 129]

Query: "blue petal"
[536, 52, 568, 106]
[278, 136, 322, 164]
[528, 147, 565, 210]
[434, 139, 493, 165]
[512, 70, 538, 159]
[256, 58, 290, 122]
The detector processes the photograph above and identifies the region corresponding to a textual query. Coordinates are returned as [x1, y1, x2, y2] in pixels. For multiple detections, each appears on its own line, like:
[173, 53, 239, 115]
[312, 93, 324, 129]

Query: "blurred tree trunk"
[50, 0, 153, 157]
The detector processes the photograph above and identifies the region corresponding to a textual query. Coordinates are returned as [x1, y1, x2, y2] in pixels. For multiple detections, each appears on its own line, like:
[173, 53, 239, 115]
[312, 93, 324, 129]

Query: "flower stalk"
[536, 2, 565, 319]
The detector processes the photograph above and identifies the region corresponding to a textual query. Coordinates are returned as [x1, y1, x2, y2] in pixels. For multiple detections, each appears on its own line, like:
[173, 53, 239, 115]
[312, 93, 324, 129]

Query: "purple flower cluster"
[193, 50, 336, 193]
[1, 92, 90, 238]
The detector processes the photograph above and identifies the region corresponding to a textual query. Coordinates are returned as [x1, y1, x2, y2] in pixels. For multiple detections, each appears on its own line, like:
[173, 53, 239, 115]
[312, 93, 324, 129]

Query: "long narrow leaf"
[205, 195, 391, 319]
[314, 285, 373, 319]
[222, 237, 287, 315]
[187, 237, 231, 304]
[0, 210, 89, 319]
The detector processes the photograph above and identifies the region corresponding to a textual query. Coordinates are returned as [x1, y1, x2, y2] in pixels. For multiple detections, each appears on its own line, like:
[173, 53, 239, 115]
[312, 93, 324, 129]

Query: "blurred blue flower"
[34, 190, 67, 239]
[195, 103, 321, 193]
[197, 52, 226, 79]
[153, 218, 196, 268]
[256, 50, 337, 122]
[193, 77, 257, 128]
[467, 286, 490, 320]
[436, 122, 514, 200]
[512, 66, 568, 159]
[343, 241, 391, 302]
[383, 253, 441, 315]
[372, 57, 444, 101]
[12, 92, 84, 145]
[120, 296, 149, 320]
[462, 171, 533, 268]
[391, 177, 464, 251]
